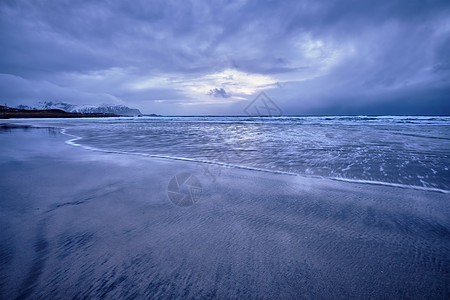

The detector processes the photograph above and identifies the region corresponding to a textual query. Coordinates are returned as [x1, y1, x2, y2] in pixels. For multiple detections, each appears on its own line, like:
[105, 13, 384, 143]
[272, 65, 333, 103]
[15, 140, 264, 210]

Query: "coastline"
[0, 128, 449, 298]
[61, 127, 450, 195]
[0, 105, 119, 119]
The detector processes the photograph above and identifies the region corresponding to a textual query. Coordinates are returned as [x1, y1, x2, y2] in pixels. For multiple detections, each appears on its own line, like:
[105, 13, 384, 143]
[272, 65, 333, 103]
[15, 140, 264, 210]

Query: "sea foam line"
[328, 177, 449, 194]
[61, 129, 450, 194]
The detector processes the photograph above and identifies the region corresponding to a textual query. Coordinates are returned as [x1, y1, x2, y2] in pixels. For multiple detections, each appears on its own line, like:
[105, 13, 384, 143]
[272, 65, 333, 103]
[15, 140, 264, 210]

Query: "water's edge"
[61, 128, 450, 194]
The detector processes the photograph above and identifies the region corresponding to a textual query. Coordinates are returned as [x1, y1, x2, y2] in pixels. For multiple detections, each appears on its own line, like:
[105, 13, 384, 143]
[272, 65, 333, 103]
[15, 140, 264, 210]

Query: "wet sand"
[0, 129, 449, 299]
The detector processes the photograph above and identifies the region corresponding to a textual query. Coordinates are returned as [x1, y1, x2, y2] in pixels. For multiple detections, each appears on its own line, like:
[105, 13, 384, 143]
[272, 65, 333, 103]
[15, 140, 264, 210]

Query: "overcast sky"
[1, 0, 449, 115]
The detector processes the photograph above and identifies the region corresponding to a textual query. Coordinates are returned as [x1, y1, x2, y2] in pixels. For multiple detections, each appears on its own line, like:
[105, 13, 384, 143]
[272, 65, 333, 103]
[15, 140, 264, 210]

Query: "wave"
[61, 129, 450, 194]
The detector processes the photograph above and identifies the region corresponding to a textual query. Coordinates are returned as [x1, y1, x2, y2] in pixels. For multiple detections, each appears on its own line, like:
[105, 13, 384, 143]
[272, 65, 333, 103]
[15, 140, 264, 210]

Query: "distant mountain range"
[15, 101, 142, 116]
[0, 105, 119, 119]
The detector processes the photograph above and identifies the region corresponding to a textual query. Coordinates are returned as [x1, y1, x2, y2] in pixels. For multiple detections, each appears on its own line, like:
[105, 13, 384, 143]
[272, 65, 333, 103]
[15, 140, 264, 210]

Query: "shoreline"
[2, 119, 448, 195]
[60, 127, 450, 195]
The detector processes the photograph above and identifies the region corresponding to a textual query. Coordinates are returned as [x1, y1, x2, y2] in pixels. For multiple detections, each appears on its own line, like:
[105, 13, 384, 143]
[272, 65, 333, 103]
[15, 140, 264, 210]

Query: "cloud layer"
[1, 0, 449, 115]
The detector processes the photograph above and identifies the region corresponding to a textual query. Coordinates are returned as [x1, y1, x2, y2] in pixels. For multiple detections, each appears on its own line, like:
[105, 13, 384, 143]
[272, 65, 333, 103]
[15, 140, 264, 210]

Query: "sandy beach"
[0, 127, 449, 299]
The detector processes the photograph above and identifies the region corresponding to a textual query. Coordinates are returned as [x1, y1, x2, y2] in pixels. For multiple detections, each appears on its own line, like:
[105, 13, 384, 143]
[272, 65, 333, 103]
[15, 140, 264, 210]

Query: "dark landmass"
[0, 105, 118, 119]
[141, 113, 162, 117]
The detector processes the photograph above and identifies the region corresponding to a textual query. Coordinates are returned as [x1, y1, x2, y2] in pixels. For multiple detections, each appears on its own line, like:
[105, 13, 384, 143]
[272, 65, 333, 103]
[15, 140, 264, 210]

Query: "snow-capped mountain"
[16, 101, 142, 116]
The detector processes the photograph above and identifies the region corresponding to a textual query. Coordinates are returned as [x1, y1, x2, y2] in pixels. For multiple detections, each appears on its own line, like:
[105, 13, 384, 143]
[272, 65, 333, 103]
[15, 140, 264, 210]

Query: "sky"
[1, 0, 449, 115]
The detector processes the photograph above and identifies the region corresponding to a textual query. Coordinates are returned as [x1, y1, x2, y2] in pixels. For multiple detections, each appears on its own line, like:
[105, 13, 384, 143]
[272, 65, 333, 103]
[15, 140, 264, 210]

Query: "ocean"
[25, 115, 450, 192]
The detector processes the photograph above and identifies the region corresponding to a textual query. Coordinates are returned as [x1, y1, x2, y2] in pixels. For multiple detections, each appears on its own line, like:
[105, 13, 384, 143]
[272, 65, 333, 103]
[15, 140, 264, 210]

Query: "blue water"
[15, 116, 450, 192]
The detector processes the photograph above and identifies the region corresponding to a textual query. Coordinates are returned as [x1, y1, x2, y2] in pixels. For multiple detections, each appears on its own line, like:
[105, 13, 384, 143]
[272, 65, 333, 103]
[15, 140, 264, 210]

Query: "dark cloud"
[208, 88, 230, 98]
[0, 0, 449, 114]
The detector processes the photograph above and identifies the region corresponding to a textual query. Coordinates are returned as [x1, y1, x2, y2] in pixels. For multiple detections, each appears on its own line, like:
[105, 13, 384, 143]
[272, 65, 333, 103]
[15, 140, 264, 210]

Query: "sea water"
[14, 115, 450, 192]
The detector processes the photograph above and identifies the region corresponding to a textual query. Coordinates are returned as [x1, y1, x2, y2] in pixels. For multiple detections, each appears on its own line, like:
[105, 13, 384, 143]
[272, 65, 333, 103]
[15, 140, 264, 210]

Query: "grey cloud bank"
[0, 0, 449, 115]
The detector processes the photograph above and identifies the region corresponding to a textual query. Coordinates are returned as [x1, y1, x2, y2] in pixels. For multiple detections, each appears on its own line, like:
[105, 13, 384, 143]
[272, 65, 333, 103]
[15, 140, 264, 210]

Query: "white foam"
[329, 177, 449, 194]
